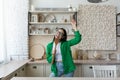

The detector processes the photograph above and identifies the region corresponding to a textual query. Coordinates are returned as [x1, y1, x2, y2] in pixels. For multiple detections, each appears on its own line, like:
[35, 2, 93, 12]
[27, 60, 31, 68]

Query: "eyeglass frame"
[56, 28, 64, 37]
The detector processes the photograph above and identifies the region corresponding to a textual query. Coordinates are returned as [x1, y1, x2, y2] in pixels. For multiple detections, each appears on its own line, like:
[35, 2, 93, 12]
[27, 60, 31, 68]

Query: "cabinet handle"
[14, 73, 17, 76]
[33, 66, 37, 69]
[22, 68, 24, 71]
[89, 66, 93, 69]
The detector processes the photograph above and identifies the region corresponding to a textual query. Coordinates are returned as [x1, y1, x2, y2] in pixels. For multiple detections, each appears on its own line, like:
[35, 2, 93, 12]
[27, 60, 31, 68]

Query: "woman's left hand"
[71, 19, 77, 31]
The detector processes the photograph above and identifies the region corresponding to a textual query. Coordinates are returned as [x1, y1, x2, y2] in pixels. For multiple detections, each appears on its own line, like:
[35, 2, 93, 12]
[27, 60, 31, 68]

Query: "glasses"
[55, 28, 64, 36]
[57, 31, 64, 36]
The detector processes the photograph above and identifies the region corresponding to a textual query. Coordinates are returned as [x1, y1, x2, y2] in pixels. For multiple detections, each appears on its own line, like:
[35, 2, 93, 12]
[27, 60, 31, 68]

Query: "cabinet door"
[19, 65, 26, 77]
[26, 64, 44, 77]
[81, 65, 94, 77]
[44, 64, 51, 77]
[2, 74, 14, 80]
[74, 64, 82, 77]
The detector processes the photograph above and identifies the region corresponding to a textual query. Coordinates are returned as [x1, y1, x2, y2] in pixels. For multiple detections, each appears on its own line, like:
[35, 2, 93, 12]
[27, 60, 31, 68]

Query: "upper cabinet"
[28, 8, 77, 36]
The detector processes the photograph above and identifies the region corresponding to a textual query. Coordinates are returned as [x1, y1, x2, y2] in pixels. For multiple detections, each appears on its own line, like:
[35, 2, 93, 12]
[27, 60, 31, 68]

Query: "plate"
[44, 28, 51, 34]
[30, 44, 45, 59]
[38, 14, 45, 22]
[45, 14, 56, 22]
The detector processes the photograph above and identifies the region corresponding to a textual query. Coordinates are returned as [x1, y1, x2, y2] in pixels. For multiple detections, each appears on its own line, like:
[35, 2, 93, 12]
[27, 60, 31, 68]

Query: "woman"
[46, 19, 82, 77]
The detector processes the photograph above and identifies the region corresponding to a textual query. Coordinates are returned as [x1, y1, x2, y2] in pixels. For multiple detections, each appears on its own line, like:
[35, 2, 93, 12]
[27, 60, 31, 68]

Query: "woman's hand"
[52, 49, 56, 55]
[71, 19, 77, 31]
[52, 43, 57, 55]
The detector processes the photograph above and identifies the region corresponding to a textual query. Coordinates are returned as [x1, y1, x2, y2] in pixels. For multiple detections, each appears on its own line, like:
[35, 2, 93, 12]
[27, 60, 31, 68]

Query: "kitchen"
[0, 0, 120, 80]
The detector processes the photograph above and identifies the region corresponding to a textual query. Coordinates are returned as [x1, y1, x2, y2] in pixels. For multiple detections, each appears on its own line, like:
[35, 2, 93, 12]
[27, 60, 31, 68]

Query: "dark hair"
[53, 28, 67, 42]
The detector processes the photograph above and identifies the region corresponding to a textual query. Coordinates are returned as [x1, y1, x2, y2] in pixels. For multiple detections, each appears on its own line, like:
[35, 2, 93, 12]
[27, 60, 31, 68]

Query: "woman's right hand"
[52, 49, 56, 55]
[52, 44, 57, 55]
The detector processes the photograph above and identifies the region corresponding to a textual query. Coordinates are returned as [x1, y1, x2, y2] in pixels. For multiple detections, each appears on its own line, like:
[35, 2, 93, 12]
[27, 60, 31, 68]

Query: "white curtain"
[0, 0, 5, 63]
[0, 0, 28, 63]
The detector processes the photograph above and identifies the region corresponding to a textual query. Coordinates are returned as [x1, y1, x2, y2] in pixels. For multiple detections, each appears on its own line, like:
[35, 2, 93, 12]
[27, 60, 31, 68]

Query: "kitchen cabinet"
[17, 65, 26, 77]
[44, 64, 51, 77]
[81, 65, 94, 77]
[26, 63, 51, 77]
[2, 65, 26, 80]
[74, 64, 82, 77]
[28, 9, 77, 36]
[26, 64, 44, 77]
[2, 74, 14, 80]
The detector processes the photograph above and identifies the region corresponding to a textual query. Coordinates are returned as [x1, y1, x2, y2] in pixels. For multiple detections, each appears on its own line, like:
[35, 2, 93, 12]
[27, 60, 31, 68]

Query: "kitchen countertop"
[1, 59, 120, 79]
[28, 59, 120, 65]
[0, 60, 30, 79]
[11, 77, 120, 80]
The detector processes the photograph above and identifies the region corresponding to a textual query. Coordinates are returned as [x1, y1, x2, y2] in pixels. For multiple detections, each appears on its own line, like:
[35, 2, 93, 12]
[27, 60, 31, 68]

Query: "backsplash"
[29, 35, 120, 60]
[77, 4, 116, 50]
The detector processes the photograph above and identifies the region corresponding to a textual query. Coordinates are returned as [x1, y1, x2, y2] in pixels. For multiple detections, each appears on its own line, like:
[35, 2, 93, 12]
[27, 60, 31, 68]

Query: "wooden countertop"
[28, 59, 120, 65]
[11, 77, 120, 80]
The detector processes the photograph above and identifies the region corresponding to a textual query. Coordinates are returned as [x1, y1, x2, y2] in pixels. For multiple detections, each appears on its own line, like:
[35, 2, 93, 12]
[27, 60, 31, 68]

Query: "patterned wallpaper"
[77, 5, 116, 50]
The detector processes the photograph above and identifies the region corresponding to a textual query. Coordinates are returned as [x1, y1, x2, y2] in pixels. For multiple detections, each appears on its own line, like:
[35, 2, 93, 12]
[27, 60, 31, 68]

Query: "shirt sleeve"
[67, 31, 82, 46]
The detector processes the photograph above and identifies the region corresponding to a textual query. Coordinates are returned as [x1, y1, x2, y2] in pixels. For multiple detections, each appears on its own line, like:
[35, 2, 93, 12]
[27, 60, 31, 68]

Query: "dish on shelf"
[38, 13, 45, 22]
[37, 27, 43, 34]
[30, 44, 45, 59]
[52, 27, 59, 34]
[44, 28, 51, 34]
[45, 14, 56, 22]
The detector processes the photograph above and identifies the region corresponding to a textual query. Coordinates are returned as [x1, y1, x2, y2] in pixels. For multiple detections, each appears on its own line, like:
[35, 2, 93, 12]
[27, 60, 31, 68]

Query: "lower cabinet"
[44, 64, 51, 77]
[26, 63, 44, 77]
[2, 65, 26, 80]
[26, 63, 82, 77]
[3, 62, 119, 79]
[74, 64, 82, 77]
[26, 63, 51, 77]
[81, 65, 94, 77]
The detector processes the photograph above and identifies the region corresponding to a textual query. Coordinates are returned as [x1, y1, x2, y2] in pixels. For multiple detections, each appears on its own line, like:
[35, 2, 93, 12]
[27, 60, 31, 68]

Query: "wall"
[3, 0, 29, 61]
[29, 0, 120, 59]
[3, 0, 120, 61]
[30, 0, 120, 12]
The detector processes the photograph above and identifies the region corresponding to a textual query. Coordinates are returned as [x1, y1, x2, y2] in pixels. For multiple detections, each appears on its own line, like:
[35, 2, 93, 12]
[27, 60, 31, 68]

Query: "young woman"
[46, 19, 82, 77]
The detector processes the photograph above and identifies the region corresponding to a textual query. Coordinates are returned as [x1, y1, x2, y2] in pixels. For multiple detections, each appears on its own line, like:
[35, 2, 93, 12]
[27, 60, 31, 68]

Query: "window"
[0, 0, 5, 63]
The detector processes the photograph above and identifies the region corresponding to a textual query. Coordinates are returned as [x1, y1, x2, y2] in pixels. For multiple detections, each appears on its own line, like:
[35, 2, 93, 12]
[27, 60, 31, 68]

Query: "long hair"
[53, 28, 67, 42]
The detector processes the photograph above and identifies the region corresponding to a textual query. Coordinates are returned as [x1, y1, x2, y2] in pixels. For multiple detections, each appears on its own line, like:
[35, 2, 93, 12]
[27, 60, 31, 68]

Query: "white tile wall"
[3, 0, 29, 61]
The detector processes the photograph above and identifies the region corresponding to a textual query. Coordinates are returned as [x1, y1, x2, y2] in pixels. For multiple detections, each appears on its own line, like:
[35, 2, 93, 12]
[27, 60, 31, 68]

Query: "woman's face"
[55, 29, 64, 40]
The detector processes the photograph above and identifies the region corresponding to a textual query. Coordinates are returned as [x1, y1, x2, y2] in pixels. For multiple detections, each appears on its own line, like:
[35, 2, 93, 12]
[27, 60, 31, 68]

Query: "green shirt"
[46, 31, 82, 76]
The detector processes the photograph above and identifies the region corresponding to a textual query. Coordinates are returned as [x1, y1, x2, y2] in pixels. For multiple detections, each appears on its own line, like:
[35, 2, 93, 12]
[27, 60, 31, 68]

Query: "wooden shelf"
[29, 10, 77, 14]
[29, 33, 74, 36]
[28, 8, 77, 36]
[29, 22, 71, 25]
